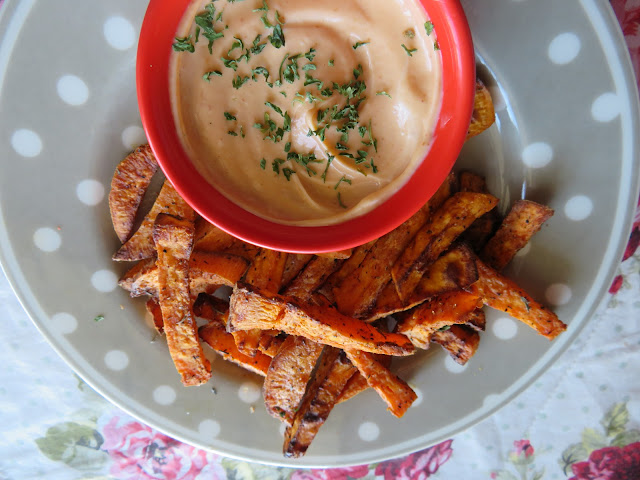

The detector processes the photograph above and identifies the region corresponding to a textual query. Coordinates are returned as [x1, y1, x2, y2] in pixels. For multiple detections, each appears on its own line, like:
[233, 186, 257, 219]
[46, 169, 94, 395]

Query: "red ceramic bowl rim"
[137, 0, 475, 253]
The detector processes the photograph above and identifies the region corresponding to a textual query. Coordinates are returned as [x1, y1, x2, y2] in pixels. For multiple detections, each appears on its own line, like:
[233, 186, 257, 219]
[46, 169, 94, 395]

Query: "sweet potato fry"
[335, 354, 392, 404]
[431, 325, 480, 365]
[264, 335, 324, 425]
[364, 244, 478, 321]
[458, 171, 500, 250]
[118, 252, 248, 298]
[118, 257, 157, 297]
[233, 248, 288, 356]
[345, 350, 416, 418]
[145, 297, 164, 334]
[464, 308, 486, 331]
[317, 248, 352, 260]
[282, 254, 314, 288]
[395, 291, 483, 349]
[114, 181, 195, 261]
[188, 252, 249, 296]
[391, 192, 499, 300]
[284, 349, 356, 457]
[153, 213, 210, 386]
[481, 200, 554, 271]
[193, 294, 229, 320]
[199, 319, 271, 376]
[193, 219, 236, 252]
[317, 239, 377, 303]
[466, 79, 495, 140]
[229, 283, 415, 356]
[466, 258, 567, 339]
[332, 173, 456, 317]
[258, 332, 286, 357]
[282, 256, 343, 300]
[109, 144, 159, 243]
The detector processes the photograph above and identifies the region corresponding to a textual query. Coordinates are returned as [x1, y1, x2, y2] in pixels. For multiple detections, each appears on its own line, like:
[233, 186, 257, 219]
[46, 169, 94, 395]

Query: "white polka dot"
[198, 419, 221, 438]
[279, 422, 287, 437]
[11, 129, 42, 157]
[492, 317, 519, 340]
[515, 242, 531, 257]
[104, 350, 129, 371]
[91, 270, 118, 293]
[483, 394, 501, 408]
[51, 312, 77, 334]
[548, 33, 581, 65]
[57, 75, 89, 106]
[238, 381, 261, 403]
[103, 16, 136, 51]
[591, 92, 621, 122]
[358, 422, 380, 441]
[545, 283, 572, 306]
[412, 387, 423, 407]
[564, 195, 593, 221]
[76, 179, 105, 206]
[33, 228, 61, 252]
[522, 142, 553, 168]
[444, 355, 468, 373]
[153, 386, 177, 405]
[121, 125, 147, 149]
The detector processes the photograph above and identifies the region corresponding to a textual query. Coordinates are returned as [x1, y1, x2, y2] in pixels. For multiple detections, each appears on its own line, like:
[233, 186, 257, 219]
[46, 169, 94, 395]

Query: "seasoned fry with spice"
[109, 144, 159, 243]
[431, 325, 481, 365]
[153, 213, 211, 386]
[229, 283, 415, 356]
[391, 192, 499, 300]
[466, 79, 496, 140]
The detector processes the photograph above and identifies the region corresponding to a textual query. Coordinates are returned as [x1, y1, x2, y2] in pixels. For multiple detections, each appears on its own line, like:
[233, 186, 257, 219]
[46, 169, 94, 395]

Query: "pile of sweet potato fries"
[109, 80, 566, 458]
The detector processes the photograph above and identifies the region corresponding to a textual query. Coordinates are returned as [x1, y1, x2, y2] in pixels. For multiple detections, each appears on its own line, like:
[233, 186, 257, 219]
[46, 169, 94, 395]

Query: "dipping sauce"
[170, 0, 442, 226]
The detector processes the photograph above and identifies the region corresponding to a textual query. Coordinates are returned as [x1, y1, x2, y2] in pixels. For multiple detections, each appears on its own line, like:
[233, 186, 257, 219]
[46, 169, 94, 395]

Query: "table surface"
[1, 1, 639, 479]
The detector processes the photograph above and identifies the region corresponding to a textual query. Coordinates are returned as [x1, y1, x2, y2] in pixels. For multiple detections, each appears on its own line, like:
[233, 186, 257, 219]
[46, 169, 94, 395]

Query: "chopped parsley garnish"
[328, 59, 334, 67]
[337, 192, 347, 209]
[334, 176, 352, 190]
[224, 112, 237, 121]
[232, 75, 249, 89]
[173, 36, 195, 53]
[353, 41, 370, 50]
[260, 158, 266, 169]
[434, 40, 440, 51]
[424, 21, 434, 35]
[321, 155, 334, 182]
[376, 91, 392, 98]
[93, 314, 105, 322]
[203, 70, 222, 82]
[401, 44, 418, 56]
[404, 29, 415, 38]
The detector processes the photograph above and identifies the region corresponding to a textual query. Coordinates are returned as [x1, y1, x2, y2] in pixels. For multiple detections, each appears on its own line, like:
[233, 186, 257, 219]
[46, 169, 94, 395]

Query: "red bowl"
[137, 0, 475, 253]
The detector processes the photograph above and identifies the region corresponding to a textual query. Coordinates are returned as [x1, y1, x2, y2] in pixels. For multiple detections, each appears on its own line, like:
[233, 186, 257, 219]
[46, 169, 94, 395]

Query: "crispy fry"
[465, 308, 486, 331]
[391, 192, 499, 300]
[282, 254, 314, 288]
[145, 297, 164, 334]
[229, 283, 415, 356]
[284, 349, 356, 457]
[335, 354, 391, 404]
[193, 219, 236, 252]
[466, 79, 495, 140]
[189, 252, 249, 296]
[264, 335, 324, 425]
[481, 200, 554, 271]
[317, 239, 377, 303]
[458, 171, 500, 250]
[364, 244, 478, 322]
[118, 252, 248, 298]
[282, 256, 343, 300]
[333, 173, 456, 317]
[234, 248, 288, 357]
[153, 213, 210, 386]
[193, 294, 229, 319]
[395, 291, 483, 349]
[199, 318, 271, 376]
[345, 350, 416, 418]
[109, 144, 159, 243]
[431, 325, 480, 365]
[466, 258, 567, 339]
[258, 332, 286, 357]
[114, 181, 195, 261]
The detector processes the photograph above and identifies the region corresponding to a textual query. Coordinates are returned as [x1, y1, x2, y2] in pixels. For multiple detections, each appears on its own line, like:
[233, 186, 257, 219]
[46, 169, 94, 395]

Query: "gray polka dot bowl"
[0, 0, 638, 467]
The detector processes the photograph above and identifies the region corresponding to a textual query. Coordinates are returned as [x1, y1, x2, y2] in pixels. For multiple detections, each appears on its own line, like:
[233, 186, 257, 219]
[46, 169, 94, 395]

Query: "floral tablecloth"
[1, 1, 639, 479]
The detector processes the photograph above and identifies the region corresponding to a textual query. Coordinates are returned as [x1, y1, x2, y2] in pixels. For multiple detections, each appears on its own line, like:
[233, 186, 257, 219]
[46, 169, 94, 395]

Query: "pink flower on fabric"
[611, 0, 640, 88]
[99, 415, 224, 480]
[290, 465, 369, 480]
[569, 442, 640, 480]
[374, 440, 453, 480]
[609, 274, 624, 294]
[512, 439, 535, 458]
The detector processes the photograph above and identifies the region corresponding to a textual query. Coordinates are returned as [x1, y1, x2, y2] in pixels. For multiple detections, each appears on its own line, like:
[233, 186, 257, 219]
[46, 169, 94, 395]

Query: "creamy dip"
[170, 0, 442, 226]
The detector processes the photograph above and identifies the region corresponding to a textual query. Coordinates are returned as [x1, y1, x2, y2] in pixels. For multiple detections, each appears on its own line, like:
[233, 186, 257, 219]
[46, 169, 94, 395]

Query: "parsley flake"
[424, 21, 434, 35]
[353, 41, 370, 50]
[401, 44, 418, 56]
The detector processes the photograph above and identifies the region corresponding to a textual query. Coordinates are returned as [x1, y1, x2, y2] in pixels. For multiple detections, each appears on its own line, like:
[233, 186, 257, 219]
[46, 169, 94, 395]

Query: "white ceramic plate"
[0, 0, 638, 467]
